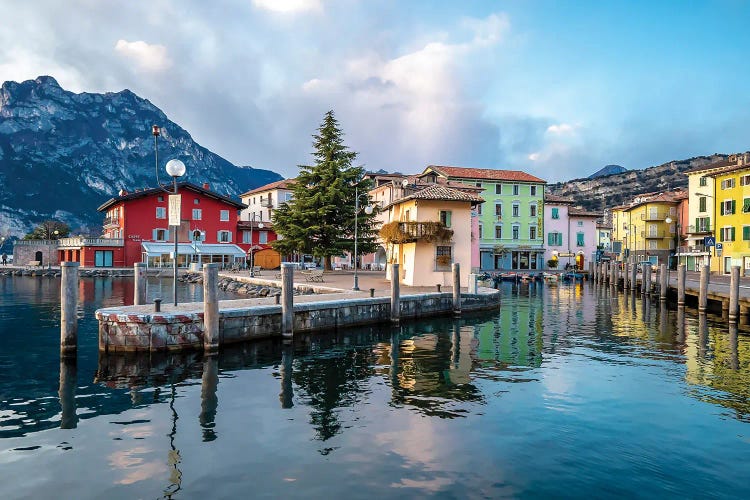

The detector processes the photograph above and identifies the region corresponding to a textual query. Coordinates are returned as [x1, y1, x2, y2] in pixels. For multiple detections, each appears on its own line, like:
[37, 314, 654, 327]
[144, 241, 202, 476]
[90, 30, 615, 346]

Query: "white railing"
[58, 237, 124, 247]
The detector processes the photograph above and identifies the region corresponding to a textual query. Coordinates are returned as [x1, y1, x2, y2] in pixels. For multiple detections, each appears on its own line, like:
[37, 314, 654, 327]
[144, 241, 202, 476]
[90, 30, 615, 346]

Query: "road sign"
[717, 248, 723, 256]
[715, 242, 723, 250]
[168, 194, 181, 226]
[704, 236, 715, 247]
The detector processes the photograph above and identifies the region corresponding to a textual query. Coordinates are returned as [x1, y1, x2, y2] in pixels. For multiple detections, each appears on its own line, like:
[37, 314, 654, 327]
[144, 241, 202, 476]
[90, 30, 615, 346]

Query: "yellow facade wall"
[712, 167, 750, 275]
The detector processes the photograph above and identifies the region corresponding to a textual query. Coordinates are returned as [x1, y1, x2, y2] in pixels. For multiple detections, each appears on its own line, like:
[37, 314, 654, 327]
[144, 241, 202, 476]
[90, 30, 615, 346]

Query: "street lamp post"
[623, 224, 637, 265]
[352, 183, 374, 291]
[153, 125, 187, 307]
[248, 213, 264, 277]
[48, 229, 59, 269]
[695, 191, 715, 271]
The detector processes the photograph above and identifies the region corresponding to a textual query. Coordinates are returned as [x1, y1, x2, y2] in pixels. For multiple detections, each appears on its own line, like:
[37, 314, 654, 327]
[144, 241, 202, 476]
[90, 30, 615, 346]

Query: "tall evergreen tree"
[272, 111, 379, 270]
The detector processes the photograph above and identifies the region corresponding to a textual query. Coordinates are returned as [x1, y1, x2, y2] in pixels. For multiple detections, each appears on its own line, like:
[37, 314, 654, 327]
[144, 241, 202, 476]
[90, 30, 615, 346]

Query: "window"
[695, 217, 711, 233]
[158, 195, 164, 202]
[669, 206, 676, 216]
[94, 250, 113, 267]
[530, 185, 537, 196]
[285, 192, 293, 202]
[495, 204, 502, 218]
[529, 226, 537, 239]
[721, 178, 736, 189]
[743, 226, 750, 241]
[495, 225, 502, 239]
[217, 230, 232, 242]
[435, 245, 452, 271]
[258, 231, 268, 244]
[404, 209, 410, 221]
[476, 182, 482, 188]
[439, 210, 452, 227]
[512, 225, 519, 240]
[529, 204, 537, 217]
[548, 232, 563, 246]
[495, 184, 502, 194]
[577, 221, 583, 226]
[192, 208, 202, 220]
[153, 228, 168, 241]
[220, 210, 230, 221]
[699, 176, 707, 187]
[242, 230, 251, 243]
[648, 240, 658, 250]
[722, 200, 735, 215]
[192, 230, 204, 242]
[512, 204, 519, 217]
[194, 198, 200, 204]
[478, 224, 483, 239]
[699, 197, 707, 212]
[551, 207, 559, 219]
[513, 184, 519, 195]
[720, 226, 735, 242]
[156, 207, 166, 219]
[477, 203, 482, 215]
[740, 174, 750, 186]
[743, 198, 750, 213]
[576, 232, 585, 246]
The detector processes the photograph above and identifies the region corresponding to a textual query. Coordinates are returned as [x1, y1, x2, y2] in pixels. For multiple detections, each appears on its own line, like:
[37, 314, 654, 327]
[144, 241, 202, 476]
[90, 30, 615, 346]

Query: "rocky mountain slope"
[588, 164, 627, 179]
[0, 76, 282, 238]
[547, 153, 735, 212]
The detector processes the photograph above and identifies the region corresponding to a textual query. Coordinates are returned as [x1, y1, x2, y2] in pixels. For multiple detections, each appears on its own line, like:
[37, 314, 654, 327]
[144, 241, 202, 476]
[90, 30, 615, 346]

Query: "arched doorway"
[374, 246, 386, 270]
[35, 250, 43, 265]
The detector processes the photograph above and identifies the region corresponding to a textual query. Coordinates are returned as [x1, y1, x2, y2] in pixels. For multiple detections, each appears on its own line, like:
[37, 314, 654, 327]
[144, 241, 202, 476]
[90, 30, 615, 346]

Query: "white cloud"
[114, 40, 171, 72]
[546, 123, 576, 135]
[252, 0, 322, 14]
[528, 152, 540, 161]
[462, 13, 510, 46]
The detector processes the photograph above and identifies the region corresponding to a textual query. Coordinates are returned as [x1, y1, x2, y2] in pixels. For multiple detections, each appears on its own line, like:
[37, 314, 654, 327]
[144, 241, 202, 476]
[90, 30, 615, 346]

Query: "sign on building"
[168, 194, 182, 226]
[703, 236, 715, 247]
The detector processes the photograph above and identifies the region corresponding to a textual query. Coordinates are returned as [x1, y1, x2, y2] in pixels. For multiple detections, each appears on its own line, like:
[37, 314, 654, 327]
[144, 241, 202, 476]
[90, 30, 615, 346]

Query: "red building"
[58, 182, 247, 268]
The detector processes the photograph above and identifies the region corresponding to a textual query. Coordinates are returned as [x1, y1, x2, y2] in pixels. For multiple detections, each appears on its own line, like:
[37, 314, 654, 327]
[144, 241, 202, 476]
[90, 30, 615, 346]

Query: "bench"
[252, 266, 262, 276]
[302, 269, 324, 282]
[27, 260, 41, 269]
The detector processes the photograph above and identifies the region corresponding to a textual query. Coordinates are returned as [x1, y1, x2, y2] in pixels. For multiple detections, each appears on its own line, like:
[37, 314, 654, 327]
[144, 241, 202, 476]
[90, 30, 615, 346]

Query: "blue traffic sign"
[704, 236, 716, 247]
[716, 242, 723, 250]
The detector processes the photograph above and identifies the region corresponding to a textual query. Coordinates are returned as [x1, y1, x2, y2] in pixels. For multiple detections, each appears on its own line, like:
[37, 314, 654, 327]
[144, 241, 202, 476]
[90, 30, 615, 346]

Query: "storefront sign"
[168, 194, 181, 226]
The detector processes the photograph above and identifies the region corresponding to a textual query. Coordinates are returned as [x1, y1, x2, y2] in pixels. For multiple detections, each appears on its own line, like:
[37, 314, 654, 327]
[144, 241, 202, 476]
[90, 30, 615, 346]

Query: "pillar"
[468, 273, 478, 294]
[281, 263, 294, 338]
[729, 265, 740, 322]
[631, 262, 637, 293]
[624, 263, 631, 289]
[677, 264, 686, 307]
[60, 262, 79, 355]
[134, 262, 147, 305]
[699, 264, 709, 313]
[641, 263, 650, 296]
[203, 263, 219, 351]
[391, 263, 400, 325]
[452, 263, 461, 316]
[659, 264, 667, 302]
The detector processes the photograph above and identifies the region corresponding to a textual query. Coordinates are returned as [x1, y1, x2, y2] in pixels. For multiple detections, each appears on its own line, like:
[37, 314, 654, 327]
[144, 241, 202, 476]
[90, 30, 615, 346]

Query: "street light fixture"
[154, 125, 187, 307]
[48, 229, 59, 269]
[352, 181, 374, 291]
[248, 213, 264, 277]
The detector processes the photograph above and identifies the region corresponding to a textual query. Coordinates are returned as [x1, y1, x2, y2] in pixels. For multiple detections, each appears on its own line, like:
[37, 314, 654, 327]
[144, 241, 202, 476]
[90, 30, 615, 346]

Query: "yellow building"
[378, 184, 484, 287]
[611, 191, 686, 266]
[707, 160, 750, 275]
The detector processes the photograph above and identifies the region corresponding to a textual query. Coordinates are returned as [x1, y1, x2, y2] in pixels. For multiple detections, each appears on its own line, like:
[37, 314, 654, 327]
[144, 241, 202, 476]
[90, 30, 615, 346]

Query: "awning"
[141, 242, 198, 255]
[194, 244, 246, 257]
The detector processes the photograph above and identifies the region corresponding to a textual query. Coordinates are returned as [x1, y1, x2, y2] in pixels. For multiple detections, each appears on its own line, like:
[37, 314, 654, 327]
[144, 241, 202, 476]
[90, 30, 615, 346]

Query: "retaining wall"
[96, 290, 501, 352]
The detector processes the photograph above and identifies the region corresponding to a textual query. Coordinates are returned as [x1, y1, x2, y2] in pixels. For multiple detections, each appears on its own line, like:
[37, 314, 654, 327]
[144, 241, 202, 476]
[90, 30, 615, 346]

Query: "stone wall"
[12, 241, 59, 267]
[96, 290, 501, 352]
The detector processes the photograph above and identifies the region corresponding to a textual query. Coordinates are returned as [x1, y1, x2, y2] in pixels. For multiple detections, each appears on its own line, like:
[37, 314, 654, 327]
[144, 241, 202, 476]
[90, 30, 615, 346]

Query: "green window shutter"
[577, 233, 584, 246]
[548, 233, 554, 245]
[695, 218, 699, 230]
[731, 227, 736, 241]
[445, 211, 452, 227]
[732, 200, 736, 214]
[743, 226, 750, 241]
[719, 230, 724, 242]
[558, 233, 563, 246]
[743, 198, 750, 213]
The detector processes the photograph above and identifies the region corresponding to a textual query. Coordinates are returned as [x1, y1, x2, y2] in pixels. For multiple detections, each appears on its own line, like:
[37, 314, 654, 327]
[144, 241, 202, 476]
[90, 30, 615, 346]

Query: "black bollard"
[154, 298, 162, 312]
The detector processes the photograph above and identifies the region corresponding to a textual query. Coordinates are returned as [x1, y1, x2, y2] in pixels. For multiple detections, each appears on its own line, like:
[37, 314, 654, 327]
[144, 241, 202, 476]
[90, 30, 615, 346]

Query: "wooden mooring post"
[641, 263, 651, 296]
[452, 263, 461, 316]
[677, 264, 686, 306]
[659, 264, 667, 302]
[281, 263, 294, 338]
[391, 263, 400, 325]
[699, 265, 709, 313]
[203, 263, 219, 351]
[729, 265, 740, 323]
[134, 262, 147, 305]
[60, 262, 79, 356]
[631, 263, 637, 294]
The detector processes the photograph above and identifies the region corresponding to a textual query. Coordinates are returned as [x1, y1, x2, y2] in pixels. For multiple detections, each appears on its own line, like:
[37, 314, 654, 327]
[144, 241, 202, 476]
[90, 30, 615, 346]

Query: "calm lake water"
[1, 276, 749, 498]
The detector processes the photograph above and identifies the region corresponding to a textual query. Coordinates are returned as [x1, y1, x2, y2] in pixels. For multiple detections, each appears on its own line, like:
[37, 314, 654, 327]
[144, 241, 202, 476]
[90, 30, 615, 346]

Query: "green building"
[420, 165, 546, 270]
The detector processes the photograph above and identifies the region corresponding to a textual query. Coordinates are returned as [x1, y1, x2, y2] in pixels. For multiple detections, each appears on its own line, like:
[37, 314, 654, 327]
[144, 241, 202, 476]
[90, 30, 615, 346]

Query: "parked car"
[636, 261, 658, 273]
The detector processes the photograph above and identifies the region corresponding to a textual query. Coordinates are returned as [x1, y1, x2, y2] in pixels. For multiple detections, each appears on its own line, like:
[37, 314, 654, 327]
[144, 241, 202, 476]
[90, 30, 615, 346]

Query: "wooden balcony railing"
[379, 221, 454, 244]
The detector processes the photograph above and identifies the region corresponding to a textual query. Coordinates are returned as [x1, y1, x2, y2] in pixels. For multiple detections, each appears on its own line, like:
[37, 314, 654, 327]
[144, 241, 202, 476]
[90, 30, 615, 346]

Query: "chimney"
[203, 183, 210, 190]
[742, 153, 750, 166]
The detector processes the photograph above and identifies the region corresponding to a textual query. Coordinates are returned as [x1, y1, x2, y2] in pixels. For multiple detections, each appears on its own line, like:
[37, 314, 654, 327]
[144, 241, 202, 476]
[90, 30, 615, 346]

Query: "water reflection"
[199, 355, 219, 442]
[58, 358, 78, 429]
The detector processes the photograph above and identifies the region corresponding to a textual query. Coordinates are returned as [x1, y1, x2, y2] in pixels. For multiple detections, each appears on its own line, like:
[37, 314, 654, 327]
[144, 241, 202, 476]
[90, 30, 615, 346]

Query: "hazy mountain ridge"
[588, 164, 627, 179]
[0, 76, 282, 238]
[547, 154, 734, 213]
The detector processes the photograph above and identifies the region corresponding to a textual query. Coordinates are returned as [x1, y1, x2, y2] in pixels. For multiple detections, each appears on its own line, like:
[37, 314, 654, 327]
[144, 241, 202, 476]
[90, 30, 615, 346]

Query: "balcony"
[687, 224, 712, 234]
[260, 199, 274, 208]
[58, 237, 124, 248]
[677, 244, 709, 254]
[379, 221, 453, 244]
[103, 216, 121, 227]
[641, 230, 666, 238]
[640, 212, 669, 221]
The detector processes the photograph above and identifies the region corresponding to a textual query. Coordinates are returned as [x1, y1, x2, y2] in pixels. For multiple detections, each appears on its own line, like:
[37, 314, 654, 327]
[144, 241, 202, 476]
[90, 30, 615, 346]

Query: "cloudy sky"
[1, 0, 749, 181]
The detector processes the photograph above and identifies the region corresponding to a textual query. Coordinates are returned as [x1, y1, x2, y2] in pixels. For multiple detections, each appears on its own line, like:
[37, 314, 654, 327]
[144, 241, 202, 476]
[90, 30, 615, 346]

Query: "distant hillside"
[547, 153, 736, 212]
[0, 76, 282, 238]
[588, 164, 627, 179]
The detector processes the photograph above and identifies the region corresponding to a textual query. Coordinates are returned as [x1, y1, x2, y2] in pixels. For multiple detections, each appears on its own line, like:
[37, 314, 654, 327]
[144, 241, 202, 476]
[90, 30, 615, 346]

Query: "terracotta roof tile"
[544, 194, 575, 204]
[426, 165, 546, 183]
[240, 179, 296, 197]
[568, 208, 602, 217]
[409, 185, 485, 203]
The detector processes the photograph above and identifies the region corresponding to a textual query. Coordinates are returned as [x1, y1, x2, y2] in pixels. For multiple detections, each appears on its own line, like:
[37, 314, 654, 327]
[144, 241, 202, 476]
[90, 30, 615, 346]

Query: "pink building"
[544, 195, 601, 270]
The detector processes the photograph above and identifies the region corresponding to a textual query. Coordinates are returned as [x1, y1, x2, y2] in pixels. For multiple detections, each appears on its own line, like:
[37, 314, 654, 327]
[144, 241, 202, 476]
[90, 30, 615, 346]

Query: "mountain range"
[0, 76, 281, 240]
[588, 164, 627, 179]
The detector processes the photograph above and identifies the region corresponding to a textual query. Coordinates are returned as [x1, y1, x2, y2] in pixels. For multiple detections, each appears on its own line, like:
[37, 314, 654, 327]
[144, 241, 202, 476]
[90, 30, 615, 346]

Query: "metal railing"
[677, 244, 709, 254]
[260, 199, 274, 208]
[103, 216, 120, 226]
[640, 212, 669, 221]
[641, 230, 666, 238]
[58, 237, 124, 247]
[687, 224, 712, 234]
[14, 239, 58, 245]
